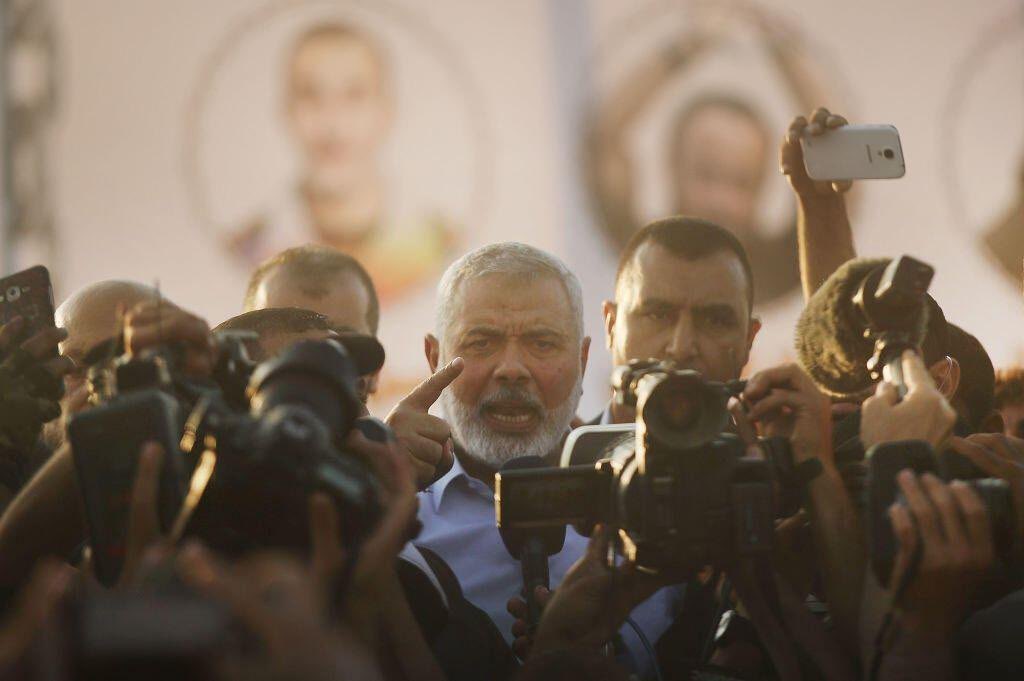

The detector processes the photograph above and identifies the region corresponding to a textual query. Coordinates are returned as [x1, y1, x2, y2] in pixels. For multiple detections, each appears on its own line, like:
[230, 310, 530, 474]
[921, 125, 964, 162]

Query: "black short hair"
[947, 323, 996, 431]
[215, 307, 331, 336]
[921, 297, 950, 368]
[215, 307, 331, 362]
[615, 216, 755, 312]
[243, 244, 380, 333]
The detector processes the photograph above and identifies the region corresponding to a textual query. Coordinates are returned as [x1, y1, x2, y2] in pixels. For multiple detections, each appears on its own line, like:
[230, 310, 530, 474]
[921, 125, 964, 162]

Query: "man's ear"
[425, 334, 440, 374]
[580, 336, 591, 378]
[602, 300, 617, 350]
[747, 317, 762, 350]
[928, 356, 961, 399]
[743, 317, 762, 366]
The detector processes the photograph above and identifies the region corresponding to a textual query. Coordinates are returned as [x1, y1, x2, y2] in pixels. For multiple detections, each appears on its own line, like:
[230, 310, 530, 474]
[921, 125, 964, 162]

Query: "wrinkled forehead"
[445, 272, 576, 338]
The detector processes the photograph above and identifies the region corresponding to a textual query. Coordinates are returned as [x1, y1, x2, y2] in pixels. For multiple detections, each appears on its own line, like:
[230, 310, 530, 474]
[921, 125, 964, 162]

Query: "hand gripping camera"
[496, 360, 808, 577]
[70, 336, 382, 585]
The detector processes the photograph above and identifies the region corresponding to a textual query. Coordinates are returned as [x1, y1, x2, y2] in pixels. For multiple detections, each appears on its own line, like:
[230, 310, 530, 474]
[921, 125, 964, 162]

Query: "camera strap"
[728, 559, 803, 681]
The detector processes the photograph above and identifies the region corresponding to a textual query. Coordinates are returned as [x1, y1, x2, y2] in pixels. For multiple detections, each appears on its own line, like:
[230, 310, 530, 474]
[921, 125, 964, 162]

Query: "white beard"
[440, 373, 583, 470]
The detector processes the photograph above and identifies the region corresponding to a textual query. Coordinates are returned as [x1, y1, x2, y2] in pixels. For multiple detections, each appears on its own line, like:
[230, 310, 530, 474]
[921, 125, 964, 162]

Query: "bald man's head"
[56, 280, 159, 366]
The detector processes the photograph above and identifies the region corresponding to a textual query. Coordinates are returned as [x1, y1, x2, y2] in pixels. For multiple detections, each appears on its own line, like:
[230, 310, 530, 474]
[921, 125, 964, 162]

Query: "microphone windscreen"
[497, 456, 566, 559]
[795, 257, 928, 398]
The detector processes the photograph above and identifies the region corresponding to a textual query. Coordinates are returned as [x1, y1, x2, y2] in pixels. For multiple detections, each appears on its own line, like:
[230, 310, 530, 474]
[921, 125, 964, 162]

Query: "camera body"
[497, 360, 792, 576]
[178, 338, 382, 558]
[70, 354, 189, 585]
[71, 337, 382, 583]
[866, 440, 1018, 586]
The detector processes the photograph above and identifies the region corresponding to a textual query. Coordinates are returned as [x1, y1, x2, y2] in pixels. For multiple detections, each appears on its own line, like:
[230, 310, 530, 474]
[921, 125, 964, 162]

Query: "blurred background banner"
[2, 0, 1022, 415]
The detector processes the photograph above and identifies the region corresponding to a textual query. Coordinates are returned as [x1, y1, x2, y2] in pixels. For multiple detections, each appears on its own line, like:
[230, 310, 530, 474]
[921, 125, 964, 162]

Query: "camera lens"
[6, 287, 20, 301]
[883, 148, 895, 160]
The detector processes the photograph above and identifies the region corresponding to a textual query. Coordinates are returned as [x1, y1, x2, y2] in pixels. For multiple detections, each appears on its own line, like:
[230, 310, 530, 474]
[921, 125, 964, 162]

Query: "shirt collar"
[425, 451, 471, 512]
[600, 403, 614, 425]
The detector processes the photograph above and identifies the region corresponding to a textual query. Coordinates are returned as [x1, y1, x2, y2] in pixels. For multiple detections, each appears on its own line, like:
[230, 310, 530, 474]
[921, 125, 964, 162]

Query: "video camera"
[496, 360, 814, 577]
[69, 334, 382, 585]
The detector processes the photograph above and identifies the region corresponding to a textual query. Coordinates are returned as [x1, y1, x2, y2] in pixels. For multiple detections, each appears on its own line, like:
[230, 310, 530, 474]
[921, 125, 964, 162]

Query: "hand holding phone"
[801, 124, 906, 182]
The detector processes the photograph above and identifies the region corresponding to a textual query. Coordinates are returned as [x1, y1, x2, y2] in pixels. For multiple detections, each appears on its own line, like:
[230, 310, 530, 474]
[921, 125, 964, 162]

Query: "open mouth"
[481, 401, 540, 433]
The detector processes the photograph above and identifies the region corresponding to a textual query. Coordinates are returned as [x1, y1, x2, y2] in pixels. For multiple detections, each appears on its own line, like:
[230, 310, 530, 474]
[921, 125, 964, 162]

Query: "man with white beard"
[386, 242, 680, 673]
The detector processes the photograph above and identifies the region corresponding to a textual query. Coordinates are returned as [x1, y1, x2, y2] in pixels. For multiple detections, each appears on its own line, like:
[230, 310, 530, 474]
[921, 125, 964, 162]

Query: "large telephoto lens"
[248, 339, 361, 437]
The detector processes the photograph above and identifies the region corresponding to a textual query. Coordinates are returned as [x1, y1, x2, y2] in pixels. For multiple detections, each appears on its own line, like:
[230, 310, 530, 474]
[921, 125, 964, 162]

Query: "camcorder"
[69, 333, 384, 586]
[496, 360, 817, 577]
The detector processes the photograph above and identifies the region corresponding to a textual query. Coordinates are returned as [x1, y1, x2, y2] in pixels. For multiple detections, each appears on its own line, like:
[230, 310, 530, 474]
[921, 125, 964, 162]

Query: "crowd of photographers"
[0, 107, 1019, 681]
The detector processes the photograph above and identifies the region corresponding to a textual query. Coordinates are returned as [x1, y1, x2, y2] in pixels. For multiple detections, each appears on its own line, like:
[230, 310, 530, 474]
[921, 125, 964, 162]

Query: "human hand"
[529, 526, 664, 657]
[861, 352, 957, 450]
[385, 358, 463, 489]
[780, 107, 853, 199]
[507, 587, 549, 660]
[0, 318, 74, 453]
[950, 433, 1024, 537]
[743, 363, 834, 467]
[0, 559, 74, 672]
[887, 472, 994, 641]
[116, 442, 171, 587]
[123, 301, 216, 376]
[177, 543, 382, 681]
[309, 428, 418, 642]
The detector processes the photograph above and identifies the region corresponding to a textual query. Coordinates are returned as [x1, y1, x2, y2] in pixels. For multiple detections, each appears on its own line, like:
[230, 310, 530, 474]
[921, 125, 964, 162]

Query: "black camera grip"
[865, 440, 936, 587]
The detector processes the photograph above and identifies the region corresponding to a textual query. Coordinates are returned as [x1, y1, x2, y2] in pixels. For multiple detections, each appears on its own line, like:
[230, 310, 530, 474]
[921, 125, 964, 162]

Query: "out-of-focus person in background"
[585, 11, 830, 306]
[227, 22, 456, 301]
[43, 281, 159, 454]
[243, 244, 382, 402]
[995, 367, 1024, 438]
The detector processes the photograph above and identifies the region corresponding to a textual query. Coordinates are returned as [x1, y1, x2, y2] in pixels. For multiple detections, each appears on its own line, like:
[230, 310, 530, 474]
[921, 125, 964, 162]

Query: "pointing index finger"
[403, 357, 464, 410]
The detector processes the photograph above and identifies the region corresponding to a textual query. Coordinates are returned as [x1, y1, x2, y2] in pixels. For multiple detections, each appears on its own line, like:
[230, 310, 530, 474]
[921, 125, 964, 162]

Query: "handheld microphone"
[796, 256, 934, 399]
[496, 456, 567, 632]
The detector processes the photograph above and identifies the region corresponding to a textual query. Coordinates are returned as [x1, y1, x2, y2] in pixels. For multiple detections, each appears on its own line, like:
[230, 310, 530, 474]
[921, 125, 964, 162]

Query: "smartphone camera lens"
[6, 287, 20, 302]
[883, 148, 895, 160]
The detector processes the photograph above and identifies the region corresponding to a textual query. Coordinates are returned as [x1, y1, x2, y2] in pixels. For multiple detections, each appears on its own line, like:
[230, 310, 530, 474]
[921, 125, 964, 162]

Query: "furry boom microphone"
[796, 256, 935, 398]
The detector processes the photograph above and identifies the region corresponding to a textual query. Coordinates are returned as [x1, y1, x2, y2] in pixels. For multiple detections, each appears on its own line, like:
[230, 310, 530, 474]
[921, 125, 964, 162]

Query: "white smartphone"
[801, 124, 905, 181]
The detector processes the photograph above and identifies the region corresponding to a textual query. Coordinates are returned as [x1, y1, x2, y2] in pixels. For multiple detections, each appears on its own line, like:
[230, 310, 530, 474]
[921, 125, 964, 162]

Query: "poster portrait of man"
[941, 5, 1024, 291]
[187, 2, 489, 304]
[583, 2, 847, 308]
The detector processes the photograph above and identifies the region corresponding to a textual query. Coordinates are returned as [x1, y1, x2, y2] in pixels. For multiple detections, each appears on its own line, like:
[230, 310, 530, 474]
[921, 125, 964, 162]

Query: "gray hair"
[435, 242, 584, 344]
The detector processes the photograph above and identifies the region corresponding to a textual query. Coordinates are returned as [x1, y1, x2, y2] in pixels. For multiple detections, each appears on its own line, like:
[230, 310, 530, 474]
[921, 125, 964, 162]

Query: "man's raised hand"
[861, 351, 957, 450]
[780, 106, 853, 198]
[385, 357, 464, 489]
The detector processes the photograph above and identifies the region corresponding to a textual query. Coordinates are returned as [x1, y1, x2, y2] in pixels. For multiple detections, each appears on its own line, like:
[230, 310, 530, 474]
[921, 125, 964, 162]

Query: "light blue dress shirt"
[415, 453, 682, 675]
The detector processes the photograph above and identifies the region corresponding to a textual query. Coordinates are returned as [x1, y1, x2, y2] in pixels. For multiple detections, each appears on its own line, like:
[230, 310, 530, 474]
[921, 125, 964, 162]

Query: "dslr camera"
[496, 360, 811, 576]
[866, 439, 1020, 587]
[69, 335, 382, 585]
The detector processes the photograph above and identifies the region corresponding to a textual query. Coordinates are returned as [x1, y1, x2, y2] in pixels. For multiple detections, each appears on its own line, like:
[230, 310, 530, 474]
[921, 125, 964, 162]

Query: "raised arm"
[779, 107, 857, 299]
